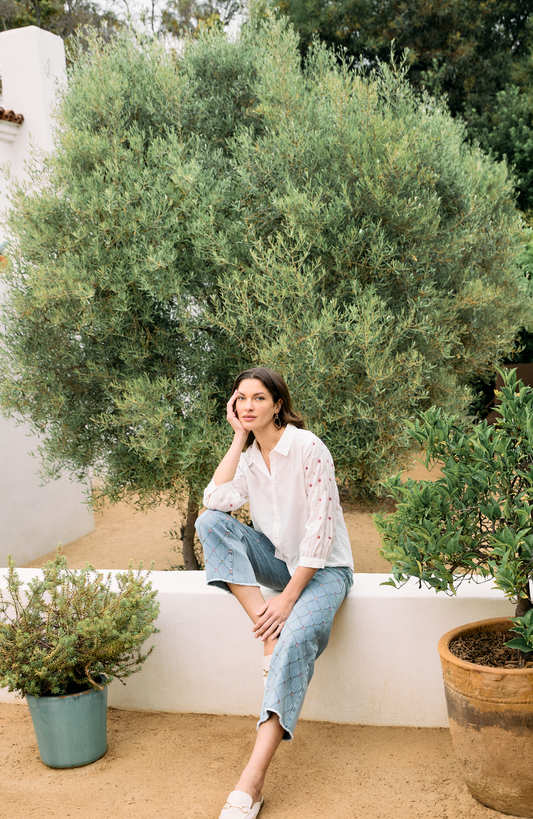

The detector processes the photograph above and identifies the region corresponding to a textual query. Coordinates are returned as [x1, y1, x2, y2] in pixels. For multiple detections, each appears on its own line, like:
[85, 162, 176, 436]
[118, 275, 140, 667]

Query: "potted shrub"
[0, 552, 160, 768]
[376, 368, 533, 818]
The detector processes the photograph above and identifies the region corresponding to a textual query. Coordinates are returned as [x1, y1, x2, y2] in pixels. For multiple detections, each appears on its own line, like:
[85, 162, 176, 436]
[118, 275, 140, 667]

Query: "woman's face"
[234, 378, 282, 435]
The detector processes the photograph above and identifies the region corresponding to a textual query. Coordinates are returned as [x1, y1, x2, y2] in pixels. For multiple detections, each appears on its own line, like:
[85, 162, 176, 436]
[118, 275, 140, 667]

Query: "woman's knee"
[195, 509, 229, 537]
[194, 510, 209, 534]
[196, 510, 239, 567]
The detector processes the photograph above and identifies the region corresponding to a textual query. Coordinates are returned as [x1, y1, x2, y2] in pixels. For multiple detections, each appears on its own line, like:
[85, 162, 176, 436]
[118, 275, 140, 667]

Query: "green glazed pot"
[26, 684, 108, 768]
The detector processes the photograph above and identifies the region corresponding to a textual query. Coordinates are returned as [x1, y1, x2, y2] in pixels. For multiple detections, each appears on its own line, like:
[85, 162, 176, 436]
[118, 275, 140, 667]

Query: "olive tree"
[0, 31, 246, 567]
[201, 24, 532, 488]
[1, 17, 530, 569]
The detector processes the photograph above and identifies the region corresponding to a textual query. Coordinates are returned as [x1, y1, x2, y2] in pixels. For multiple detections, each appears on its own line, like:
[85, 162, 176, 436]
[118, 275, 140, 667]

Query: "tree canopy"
[1, 18, 530, 566]
[276, 0, 533, 118]
[0, 0, 243, 43]
[468, 84, 533, 212]
[0, 0, 119, 40]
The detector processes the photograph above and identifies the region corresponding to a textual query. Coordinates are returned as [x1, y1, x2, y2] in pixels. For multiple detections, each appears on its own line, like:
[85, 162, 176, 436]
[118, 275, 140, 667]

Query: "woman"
[195, 367, 354, 819]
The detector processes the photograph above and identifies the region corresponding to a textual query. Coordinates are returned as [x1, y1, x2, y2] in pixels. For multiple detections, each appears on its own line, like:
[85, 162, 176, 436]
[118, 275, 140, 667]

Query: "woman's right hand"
[227, 389, 246, 436]
[212, 391, 248, 486]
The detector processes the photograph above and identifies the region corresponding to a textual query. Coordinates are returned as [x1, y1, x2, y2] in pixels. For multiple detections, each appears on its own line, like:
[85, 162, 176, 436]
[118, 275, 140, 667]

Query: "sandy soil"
[1, 706, 517, 819]
[24, 454, 443, 573]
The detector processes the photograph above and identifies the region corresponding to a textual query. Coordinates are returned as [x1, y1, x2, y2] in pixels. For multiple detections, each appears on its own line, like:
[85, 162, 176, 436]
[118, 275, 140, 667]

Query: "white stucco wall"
[0, 27, 94, 563]
[0, 570, 515, 728]
[0, 419, 94, 566]
[0, 25, 66, 208]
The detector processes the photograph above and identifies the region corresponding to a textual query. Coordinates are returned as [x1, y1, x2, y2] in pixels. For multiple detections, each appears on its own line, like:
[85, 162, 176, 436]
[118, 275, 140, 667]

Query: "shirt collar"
[273, 423, 297, 456]
[250, 423, 297, 464]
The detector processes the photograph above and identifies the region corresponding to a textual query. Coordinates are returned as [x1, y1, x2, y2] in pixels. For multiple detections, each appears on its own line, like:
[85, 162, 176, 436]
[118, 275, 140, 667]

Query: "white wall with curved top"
[0, 26, 66, 223]
[0, 418, 94, 566]
[0, 27, 94, 564]
[0, 570, 515, 728]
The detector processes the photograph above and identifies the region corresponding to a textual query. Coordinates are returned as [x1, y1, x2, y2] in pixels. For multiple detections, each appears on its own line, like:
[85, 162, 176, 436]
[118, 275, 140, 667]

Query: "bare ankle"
[234, 772, 263, 804]
[263, 637, 276, 656]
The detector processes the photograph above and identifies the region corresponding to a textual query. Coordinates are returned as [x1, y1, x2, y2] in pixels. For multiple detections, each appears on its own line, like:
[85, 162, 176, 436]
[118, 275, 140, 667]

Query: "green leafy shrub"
[0, 553, 160, 697]
[0, 16, 530, 522]
[507, 609, 533, 654]
[377, 368, 533, 649]
[207, 23, 532, 491]
[467, 85, 533, 213]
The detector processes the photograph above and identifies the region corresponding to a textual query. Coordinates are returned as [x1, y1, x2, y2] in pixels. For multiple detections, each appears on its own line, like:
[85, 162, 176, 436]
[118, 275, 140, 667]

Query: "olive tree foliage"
[0, 30, 252, 567]
[274, 0, 533, 120]
[0, 17, 530, 567]
[200, 23, 532, 487]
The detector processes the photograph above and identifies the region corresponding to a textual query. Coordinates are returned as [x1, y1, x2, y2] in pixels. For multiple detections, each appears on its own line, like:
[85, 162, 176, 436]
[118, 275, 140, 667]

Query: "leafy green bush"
[377, 368, 533, 648]
[467, 85, 533, 213]
[507, 609, 533, 654]
[274, 0, 533, 120]
[0, 553, 160, 697]
[0, 16, 530, 523]
[207, 22, 532, 490]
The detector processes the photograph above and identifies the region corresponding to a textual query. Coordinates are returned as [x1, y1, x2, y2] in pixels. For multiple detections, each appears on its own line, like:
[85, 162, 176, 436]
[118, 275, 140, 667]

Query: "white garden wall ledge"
[0, 569, 513, 728]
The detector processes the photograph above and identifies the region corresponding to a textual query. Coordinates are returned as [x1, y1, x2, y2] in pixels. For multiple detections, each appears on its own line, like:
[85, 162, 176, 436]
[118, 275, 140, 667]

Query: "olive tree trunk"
[181, 496, 200, 571]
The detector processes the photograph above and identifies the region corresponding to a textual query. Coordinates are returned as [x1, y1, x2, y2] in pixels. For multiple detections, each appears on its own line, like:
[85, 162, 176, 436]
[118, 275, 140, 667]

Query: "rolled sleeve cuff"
[203, 478, 235, 508]
[298, 555, 327, 569]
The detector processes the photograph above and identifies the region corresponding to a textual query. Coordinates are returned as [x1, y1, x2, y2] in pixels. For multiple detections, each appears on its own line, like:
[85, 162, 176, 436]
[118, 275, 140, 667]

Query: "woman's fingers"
[253, 610, 285, 639]
[227, 389, 240, 417]
[253, 614, 273, 635]
[253, 606, 273, 630]
[260, 620, 285, 640]
[227, 390, 245, 433]
[253, 596, 293, 638]
[253, 616, 272, 635]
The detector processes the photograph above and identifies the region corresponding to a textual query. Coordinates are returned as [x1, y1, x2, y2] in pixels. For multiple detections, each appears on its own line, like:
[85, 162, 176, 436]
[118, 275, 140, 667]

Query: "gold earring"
[274, 412, 282, 430]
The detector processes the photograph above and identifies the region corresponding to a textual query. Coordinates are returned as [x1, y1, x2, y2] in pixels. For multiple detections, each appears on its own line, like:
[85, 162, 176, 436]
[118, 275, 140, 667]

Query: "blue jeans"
[195, 509, 353, 739]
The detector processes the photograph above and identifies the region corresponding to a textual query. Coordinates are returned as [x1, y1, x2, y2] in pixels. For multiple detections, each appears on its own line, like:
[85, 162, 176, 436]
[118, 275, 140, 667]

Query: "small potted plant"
[0, 552, 160, 768]
[376, 368, 533, 818]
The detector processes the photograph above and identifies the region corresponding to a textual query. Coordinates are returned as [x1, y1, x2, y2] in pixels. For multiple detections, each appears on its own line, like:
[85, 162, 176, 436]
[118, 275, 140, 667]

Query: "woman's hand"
[227, 389, 246, 436]
[252, 568, 317, 640]
[253, 593, 295, 641]
[212, 391, 248, 486]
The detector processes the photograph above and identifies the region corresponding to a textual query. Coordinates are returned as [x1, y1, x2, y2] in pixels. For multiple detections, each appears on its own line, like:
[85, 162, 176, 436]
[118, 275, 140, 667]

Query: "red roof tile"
[0, 107, 24, 124]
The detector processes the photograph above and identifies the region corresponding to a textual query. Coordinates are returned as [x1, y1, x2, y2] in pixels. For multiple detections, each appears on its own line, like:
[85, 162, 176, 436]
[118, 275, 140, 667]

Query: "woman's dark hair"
[232, 367, 305, 448]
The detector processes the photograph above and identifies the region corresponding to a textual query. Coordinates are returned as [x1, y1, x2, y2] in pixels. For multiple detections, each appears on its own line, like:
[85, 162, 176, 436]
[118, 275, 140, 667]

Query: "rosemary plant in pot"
[376, 368, 533, 818]
[0, 553, 160, 768]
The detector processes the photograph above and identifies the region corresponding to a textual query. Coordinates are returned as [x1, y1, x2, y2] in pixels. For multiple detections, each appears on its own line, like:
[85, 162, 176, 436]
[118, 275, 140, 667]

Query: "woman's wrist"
[280, 588, 299, 606]
[212, 430, 248, 485]
[280, 583, 304, 606]
[232, 430, 248, 447]
[283, 567, 318, 604]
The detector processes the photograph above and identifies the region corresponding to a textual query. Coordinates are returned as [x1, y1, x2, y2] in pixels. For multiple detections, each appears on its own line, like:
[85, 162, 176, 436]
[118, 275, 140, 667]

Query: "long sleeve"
[200, 426, 352, 575]
[298, 439, 338, 569]
[203, 457, 249, 512]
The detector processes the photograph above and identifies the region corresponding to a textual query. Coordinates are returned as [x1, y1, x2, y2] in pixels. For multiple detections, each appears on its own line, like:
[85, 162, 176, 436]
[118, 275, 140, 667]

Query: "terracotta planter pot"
[438, 617, 533, 817]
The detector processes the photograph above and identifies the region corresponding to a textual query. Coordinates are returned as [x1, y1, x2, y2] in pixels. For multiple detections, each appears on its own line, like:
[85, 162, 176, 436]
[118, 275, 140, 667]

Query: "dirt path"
[1, 705, 513, 819]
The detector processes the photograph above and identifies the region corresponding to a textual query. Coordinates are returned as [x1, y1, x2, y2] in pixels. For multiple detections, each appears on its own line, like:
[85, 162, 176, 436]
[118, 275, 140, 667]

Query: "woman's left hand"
[253, 594, 295, 641]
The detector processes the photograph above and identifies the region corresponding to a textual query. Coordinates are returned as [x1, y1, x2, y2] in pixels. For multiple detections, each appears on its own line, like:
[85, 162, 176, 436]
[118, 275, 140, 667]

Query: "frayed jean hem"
[257, 708, 293, 742]
[206, 577, 261, 593]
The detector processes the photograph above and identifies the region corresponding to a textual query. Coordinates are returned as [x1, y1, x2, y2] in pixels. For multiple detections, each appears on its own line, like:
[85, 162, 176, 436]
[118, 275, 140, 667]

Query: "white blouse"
[203, 424, 354, 576]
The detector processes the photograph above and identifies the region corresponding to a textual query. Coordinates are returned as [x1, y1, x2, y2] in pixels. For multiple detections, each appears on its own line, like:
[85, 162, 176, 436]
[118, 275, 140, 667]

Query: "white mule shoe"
[219, 790, 264, 818]
[262, 655, 272, 687]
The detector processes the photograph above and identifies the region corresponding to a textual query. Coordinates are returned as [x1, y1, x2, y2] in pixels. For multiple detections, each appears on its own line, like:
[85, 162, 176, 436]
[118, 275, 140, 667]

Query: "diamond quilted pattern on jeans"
[195, 508, 353, 741]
